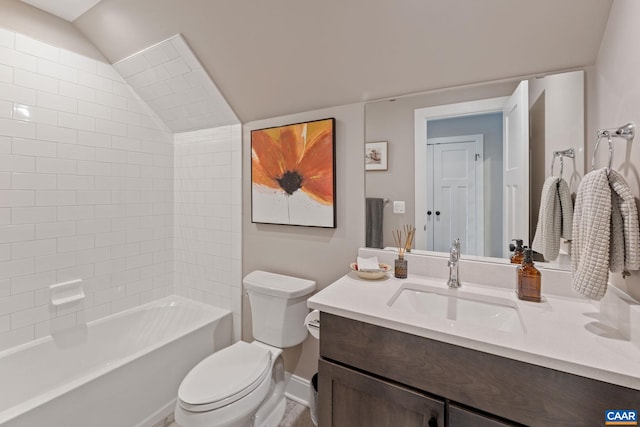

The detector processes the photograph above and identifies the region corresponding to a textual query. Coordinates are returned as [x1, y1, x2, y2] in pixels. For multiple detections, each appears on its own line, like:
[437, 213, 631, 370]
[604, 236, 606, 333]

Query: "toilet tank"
[243, 271, 316, 348]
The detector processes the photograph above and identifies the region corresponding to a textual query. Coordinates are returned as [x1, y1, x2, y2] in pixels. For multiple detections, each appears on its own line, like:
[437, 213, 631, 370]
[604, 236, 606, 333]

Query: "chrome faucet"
[447, 238, 461, 288]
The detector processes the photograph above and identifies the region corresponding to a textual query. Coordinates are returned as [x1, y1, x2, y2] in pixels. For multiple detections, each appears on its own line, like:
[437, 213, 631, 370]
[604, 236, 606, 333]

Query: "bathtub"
[0, 295, 233, 427]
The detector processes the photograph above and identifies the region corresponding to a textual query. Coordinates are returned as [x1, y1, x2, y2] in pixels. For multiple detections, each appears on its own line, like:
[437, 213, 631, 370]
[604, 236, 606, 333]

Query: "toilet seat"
[178, 341, 272, 413]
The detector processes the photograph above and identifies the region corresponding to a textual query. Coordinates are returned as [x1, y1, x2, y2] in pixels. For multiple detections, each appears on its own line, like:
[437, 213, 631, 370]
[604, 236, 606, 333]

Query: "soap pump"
[509, 239, 525, 264]
[517, 248, 542, 302]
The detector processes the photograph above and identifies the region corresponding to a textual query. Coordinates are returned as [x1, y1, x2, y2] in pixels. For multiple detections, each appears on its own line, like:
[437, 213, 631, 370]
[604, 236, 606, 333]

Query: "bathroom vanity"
[308, 253, 640, 427]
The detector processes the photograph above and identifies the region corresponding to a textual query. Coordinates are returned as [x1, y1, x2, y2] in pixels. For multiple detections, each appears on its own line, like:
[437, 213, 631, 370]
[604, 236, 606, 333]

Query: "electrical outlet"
[393, 201, 405, 214]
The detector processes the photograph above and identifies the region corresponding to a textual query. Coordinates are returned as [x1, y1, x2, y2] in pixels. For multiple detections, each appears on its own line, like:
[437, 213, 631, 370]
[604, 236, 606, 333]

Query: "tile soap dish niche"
[49, 279, 85, 306]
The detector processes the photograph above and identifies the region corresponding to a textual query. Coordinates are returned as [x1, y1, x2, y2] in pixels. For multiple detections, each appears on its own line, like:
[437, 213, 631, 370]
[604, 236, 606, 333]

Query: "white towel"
[608, 170, 640, 272]
[610, 190, 625, 273]
[357, 256, 381, 272]
[532, 177, 574, 261]
[558, 179, 574, 241]
[571, 168, 611, 300]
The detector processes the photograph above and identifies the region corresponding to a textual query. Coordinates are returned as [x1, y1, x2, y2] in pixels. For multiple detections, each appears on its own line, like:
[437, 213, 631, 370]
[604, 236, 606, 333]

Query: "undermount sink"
[388, 283, 526, 334]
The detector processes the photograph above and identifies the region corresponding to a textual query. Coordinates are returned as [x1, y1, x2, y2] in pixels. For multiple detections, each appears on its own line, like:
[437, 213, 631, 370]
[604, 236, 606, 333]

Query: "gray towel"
[608, 170, 640, 273]
[532, 177, 574, 261]
[366, 198, 384, 248]
[572, 168, 611, 300]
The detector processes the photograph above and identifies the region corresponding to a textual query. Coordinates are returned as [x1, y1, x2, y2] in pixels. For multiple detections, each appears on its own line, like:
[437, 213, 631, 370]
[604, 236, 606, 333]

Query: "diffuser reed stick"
[393, 224, 414, 279]
[404, 224, 416, 252]
[393, 225, 416, 258]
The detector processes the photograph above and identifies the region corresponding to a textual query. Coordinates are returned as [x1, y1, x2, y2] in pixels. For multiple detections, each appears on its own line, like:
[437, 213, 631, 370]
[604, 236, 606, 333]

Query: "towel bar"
[550, 147, 575, 178]
[591, 123, 635, 171]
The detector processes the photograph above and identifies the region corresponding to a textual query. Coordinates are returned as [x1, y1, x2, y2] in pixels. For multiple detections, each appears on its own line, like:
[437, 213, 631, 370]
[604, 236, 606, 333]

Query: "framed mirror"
[365, 70, 585, 270]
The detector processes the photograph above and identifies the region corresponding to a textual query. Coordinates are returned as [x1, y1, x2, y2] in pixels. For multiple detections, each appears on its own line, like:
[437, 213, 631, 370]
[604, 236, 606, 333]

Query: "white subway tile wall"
[0, 28, 175, 351]
[174, 125, 242, 340]
[113, 35, 239, 133]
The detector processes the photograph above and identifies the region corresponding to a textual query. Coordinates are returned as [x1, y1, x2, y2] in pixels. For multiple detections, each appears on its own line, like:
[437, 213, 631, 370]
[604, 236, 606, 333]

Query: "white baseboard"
[137, 398, 175, 427]
[284, 372, 312, 408]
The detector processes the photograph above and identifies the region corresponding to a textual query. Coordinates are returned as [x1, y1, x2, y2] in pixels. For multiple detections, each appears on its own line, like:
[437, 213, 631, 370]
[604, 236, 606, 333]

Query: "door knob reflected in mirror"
[435, 211, 441, 216]
[427, 210, 432, 216]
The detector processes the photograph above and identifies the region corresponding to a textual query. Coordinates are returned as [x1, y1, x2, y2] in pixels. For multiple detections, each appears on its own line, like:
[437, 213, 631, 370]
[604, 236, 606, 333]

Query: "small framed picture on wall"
[365, 141, 388, 171]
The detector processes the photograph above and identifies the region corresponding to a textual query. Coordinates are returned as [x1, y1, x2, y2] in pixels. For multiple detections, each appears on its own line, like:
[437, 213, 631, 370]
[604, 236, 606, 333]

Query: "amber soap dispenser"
[510, 239, 525, 264]
[517, 248, 541, 302]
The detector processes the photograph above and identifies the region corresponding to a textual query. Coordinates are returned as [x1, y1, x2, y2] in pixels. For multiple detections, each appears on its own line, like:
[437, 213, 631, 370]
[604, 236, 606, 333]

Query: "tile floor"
[280, 399, 315, 427]
[166, 398, 314, 427]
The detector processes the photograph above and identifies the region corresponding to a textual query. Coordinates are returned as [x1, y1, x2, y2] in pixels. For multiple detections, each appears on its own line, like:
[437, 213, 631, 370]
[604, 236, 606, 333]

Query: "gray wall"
[242, 103, 365, 380]
[528, 70, 584, 257]
[594, 0, 640, 302]
[427, 113, 504, 257]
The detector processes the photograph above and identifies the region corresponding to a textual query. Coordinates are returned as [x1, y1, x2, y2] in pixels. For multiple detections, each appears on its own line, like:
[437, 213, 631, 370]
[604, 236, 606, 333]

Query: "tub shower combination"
[0, 296, 233, 427]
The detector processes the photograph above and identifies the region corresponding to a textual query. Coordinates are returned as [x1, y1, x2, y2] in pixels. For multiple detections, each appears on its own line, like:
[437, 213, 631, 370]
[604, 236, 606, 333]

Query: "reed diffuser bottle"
[393, 225, 415, 279]
[395, 253, 408, 279]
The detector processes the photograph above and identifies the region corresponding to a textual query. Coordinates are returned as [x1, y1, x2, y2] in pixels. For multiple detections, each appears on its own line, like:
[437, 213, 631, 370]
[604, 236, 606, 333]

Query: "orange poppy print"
[251, 119, 335, 205]
[251, 118, 336, 228]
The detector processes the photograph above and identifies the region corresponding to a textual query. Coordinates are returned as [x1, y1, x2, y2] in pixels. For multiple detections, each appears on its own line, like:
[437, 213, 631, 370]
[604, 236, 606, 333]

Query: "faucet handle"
[447, 239, 461, 288]
[451, 239, 460, 259]
[449, 240, 458, 262]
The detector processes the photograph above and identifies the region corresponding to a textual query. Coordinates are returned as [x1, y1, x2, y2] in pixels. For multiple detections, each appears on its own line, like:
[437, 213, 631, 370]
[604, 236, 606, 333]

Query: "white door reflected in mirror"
[426, 135, 484, 255]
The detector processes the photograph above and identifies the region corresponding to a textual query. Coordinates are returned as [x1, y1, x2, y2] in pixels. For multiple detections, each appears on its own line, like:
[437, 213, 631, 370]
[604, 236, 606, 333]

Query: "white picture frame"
[365, 141, 388, 171]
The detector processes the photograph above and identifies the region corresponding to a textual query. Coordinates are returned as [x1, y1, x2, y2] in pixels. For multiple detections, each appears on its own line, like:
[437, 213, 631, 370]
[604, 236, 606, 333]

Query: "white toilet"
[175, 271, 316, 427]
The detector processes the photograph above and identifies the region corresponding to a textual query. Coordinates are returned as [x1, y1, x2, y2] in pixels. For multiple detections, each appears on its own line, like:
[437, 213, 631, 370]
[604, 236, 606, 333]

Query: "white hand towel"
[357, 256, 381, 272]
[608, 170, 640, 272]
[532, 177, 562, 260]
[610, 190, 625, 273]
[571, 168, 611, 300]
[532, 177, 574, 261]
[558, 178, 573, 241]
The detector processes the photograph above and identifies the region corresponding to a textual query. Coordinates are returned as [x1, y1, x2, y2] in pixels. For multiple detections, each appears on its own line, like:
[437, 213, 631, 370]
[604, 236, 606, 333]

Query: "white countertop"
[308, 272, 640, 390]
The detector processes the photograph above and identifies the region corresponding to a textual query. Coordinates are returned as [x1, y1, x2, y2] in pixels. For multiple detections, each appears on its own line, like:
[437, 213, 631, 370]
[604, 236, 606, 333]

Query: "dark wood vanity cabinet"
[319, 359, 444, 427]
[318, 313, 640, 427]
[447, 404, 514, 427]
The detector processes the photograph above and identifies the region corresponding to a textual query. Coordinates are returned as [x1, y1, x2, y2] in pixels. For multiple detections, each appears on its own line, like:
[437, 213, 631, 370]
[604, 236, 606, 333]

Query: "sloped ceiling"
[72, 0, 613, 123]
[114, 34, 240, 132]
[19, 0, 102, 22]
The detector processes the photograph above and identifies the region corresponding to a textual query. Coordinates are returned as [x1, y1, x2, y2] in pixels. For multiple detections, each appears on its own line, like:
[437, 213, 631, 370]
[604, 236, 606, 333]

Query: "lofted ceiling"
[113, 34, 240, 132]
[44, 0, 616, 122]
[19, 0, 102, 22]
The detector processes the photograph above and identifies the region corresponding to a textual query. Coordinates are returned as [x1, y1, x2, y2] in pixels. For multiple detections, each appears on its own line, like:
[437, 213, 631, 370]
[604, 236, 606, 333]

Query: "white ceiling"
[67, 0, 614, 123]
[19, 0, 101, 22]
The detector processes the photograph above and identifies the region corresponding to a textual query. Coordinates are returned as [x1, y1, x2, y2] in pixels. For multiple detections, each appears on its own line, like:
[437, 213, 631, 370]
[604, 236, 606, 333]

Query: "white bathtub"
[0, 295, 233, 427]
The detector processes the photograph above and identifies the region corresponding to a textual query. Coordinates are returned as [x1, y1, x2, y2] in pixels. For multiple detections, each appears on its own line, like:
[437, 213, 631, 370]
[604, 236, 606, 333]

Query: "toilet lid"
[178, 341, 272, 412]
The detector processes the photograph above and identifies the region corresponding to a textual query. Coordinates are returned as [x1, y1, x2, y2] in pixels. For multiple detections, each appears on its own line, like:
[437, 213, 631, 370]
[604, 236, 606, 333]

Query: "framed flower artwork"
[251, 118, 336, 228]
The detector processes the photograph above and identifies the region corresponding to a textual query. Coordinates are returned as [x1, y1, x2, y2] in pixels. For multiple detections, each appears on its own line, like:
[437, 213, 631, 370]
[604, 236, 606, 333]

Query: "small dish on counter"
[349, 262, 391, 280]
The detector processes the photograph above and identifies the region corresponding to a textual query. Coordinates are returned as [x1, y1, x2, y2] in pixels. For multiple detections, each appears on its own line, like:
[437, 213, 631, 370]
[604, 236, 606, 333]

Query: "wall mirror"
[365, 70, 585, 270]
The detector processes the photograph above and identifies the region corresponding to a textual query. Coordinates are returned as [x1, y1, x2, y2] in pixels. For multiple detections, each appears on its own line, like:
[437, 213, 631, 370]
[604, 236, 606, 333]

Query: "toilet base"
[253, 345, 286, 427]
[175, 404, 255, 427]
[253, 397, 285, 427]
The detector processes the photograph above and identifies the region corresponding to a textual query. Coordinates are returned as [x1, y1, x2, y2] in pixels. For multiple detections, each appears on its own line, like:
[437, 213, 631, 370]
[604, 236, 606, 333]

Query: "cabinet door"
[449, 404, 519, 427]
[318, 359, 444, 427]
